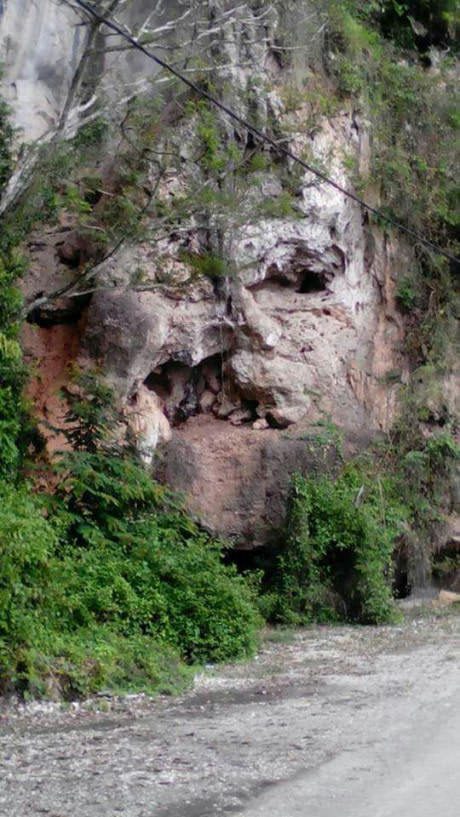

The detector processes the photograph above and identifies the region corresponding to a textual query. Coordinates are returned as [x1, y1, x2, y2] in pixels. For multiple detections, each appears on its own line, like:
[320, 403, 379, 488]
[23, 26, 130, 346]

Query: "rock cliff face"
[84, 122, 408, 433]
[0, 0, 175, 140]
[0, 1, 422, 545]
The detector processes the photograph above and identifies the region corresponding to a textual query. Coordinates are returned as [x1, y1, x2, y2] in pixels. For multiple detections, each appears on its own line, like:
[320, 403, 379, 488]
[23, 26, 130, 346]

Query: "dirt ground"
[0, 606, 458, 817]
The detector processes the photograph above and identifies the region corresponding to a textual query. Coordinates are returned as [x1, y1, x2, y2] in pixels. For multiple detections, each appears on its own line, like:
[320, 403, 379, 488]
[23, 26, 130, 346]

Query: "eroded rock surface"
[82, 112, 409, 435]
[4, 0, 419, 547]
[157, 415, 353, 546]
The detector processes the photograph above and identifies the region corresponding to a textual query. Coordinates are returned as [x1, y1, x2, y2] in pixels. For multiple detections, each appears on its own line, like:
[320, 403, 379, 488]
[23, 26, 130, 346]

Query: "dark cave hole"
[56, 246, 81, 269]
[144, 359, 208, 425]
[316, 546, 360, 619]
[84, 188, 103, 206]
[392, 547, 412, 599]
[245, 131, 257, 151]
[271, 275, 292, 288]
[227, 541, 378, 621]
[431, 542, 460, 590]
[250, 273, 293, 292]
[144, 353, 259, 428]
[144, 354, 223, 426]
[250, 269, 330, 295]
[224, 542, 274, 574]
[144, 366, 172, 402]
[266, 412, 289, 430]
[297, 269, 328, 293]
[393, 570, 412, 600]
[26, 292, 91, 327]
[226, 294, 233, 316]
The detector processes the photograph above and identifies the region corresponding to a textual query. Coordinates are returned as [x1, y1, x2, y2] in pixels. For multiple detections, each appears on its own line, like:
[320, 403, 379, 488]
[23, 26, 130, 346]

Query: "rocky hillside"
[0, 2, 458, 695]
[3, 1, 456, 539]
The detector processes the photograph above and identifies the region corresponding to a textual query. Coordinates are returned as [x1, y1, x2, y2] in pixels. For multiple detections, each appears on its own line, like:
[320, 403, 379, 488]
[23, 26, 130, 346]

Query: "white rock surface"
[0, 0, 83, 140]
[0, 0, 181, 142]
[83, 107, 409, 432]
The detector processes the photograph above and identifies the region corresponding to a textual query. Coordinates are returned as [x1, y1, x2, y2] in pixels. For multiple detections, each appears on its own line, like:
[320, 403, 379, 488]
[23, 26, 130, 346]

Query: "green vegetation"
[387, 384, 459, 583]
[0, 115, 147, 258]
[323, 0, 459, 587]
[0, 123, 104, 254]
[0, 252, 30, 478]
[0, 372, 261, 698]
[368, 1, 458, 51]
[262, 462, 407, 626]
[0, 98, 13, 193]
[181, 250, 229, 280]
[195, 101, 242, 173]
[0, 2, 458, 699]
[328, 1, 459, 254]
[261, 416, 458, 623]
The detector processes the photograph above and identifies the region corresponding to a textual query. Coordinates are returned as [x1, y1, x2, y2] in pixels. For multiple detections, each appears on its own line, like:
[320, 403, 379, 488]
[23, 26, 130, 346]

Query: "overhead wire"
[72, 0, 458, 265]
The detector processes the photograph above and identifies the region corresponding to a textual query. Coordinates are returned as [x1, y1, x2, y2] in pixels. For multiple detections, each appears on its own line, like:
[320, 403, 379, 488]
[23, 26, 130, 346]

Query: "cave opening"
[249, 273, 292, 293]
[224, 543, 273, 573]
[144, 353, 258, 428]
[297, 269, 328, 293]
[392, 545, 412, 599]
[26, 292, 92, 328]
[143, 366, 173, 402]
[249, 268, 330, 295]
[56, 247, 81, 269]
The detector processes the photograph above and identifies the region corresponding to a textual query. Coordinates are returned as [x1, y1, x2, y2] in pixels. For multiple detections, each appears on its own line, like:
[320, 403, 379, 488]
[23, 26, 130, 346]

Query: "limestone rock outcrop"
[124, 385, 172, 465]
[156, 415, 373, 547]
[1, 1, 431, 547]
[82, 108, 409, 434]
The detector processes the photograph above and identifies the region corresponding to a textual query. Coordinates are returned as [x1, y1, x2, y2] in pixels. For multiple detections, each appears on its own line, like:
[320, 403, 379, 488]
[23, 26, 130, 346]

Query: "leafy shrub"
[0, 96, 13, 192]
[263, 466, 406, 625]
[377, 0, 458, 51]
[0, 252, 29, 477]
[0, 481, 189, 698]
[73, 118, 108, 149]
[182, 251, 229, 280]
[0, 372, 261, 698]
[327, 1, 459, 255]
[0, 484, 57, 648]
[396, 275, 417, 312]
[50, 446, 261, 664]
[0, 461, 261, 696]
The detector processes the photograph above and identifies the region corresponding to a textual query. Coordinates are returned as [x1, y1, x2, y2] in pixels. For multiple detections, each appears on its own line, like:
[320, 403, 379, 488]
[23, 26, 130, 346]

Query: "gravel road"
[0, 608, 458, 817]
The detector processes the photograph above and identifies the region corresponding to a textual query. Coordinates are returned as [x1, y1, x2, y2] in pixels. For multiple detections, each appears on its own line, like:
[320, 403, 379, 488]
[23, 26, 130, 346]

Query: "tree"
[2, 1, 297, 319]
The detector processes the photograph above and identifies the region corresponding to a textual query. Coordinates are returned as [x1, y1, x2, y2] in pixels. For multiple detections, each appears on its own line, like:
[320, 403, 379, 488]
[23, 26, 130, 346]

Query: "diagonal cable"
[72, 0, 458, 265]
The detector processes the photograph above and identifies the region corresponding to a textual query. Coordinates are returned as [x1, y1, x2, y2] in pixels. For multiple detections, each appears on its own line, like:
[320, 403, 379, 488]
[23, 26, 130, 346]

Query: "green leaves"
[0, 485, 57, 652]
[0, 368, 261, 698]
[51, 444, 261, 664]
[0, 95, 13, 192]
[0, 451, 261, 697]
[329, 2, 459, 256]
[0, 252, 29, 477]
[265, 466, 404, 626]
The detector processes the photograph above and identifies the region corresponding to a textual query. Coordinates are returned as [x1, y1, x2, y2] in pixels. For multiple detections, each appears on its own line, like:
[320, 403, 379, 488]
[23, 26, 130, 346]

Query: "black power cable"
[73, 0, 458, 265]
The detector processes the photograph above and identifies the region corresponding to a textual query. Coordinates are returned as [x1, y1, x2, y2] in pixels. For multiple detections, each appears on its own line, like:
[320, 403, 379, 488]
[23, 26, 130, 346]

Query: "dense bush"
[0, 481, 187, 698]
[376, 0, 458, 50]
[52, 447, 261, 662]
[328, 1, 459, 254]
[0, 373, 261, 698]
[0, 464, 261, 696]
[262, 465, 407, 625]
[0, 252, 30, 478]
[344, 1, 458, 51]
[0, 484, 57, 646]
[0, 96, 13, 192]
